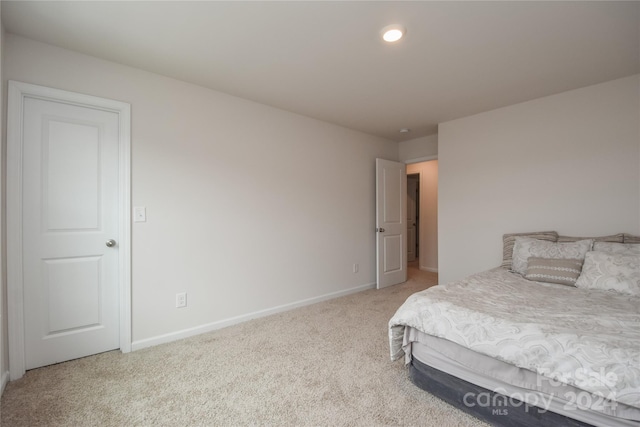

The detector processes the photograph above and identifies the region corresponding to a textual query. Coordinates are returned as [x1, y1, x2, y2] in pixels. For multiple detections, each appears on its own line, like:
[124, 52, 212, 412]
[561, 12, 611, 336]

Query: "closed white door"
[376, 159, 407, 289]
[22, 95, 120, 369]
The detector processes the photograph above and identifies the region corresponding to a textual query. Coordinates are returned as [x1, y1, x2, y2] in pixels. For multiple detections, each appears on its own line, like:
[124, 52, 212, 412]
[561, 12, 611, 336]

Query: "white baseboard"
[420, 266, 438, 273]
[131, 282, 376, 352]
[1, 370, 9, 396]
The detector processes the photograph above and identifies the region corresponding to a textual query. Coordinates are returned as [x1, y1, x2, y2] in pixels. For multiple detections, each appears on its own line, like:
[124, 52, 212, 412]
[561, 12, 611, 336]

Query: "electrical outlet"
[353, 263, 359, 273]
[176, 292, 187, 308]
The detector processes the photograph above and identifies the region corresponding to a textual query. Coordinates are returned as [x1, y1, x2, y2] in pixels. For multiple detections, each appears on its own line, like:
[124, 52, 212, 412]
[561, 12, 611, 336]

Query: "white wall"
[398, 134, 437, 162]
[406, 160, 438, 273]
[438, 75, 640, 284]
[3, 35, 398, 348]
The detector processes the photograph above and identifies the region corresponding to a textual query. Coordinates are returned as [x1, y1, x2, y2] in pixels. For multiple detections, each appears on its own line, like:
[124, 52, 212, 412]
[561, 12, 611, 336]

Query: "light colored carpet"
[1, 267, 488, 426]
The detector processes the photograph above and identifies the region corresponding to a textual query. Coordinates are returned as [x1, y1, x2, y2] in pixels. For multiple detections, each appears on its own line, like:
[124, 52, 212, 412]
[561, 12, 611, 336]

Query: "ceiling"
[2, 1, 639, 142]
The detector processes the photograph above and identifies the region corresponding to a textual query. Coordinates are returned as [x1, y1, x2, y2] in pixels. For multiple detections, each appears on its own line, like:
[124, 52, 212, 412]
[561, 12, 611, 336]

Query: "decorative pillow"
[558, 234, 624, 243]
[501, 231, 558, 269]
[511, 237, 593, 275]
[623, 234, 640, 244]
[525, 257, 583, 286]
[575, 251, 640, 296]
[593, 242, 640, 255]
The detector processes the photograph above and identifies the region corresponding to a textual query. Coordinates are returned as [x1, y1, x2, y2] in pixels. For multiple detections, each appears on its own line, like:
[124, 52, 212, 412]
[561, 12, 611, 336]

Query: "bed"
[389, 234, 640, 427]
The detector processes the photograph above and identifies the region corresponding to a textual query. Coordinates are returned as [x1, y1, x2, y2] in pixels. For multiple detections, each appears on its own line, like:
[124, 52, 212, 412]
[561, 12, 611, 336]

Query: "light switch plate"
[133, 206, 146, 222]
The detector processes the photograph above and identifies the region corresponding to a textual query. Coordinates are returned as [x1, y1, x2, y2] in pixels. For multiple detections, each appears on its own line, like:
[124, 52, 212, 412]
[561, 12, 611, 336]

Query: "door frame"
[6, 81, 132, 380]
[405, 155, 438, 272]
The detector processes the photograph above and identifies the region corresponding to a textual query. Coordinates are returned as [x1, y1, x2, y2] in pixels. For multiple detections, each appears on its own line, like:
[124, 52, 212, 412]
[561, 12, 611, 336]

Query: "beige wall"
[406, 160, 438, 272]
[438, 74, 640, 284]
[2, 35, 398, 349]
[398, 134, 437, 162]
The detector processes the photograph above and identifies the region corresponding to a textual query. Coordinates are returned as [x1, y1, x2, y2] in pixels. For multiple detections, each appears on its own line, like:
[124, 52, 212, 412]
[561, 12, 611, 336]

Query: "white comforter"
[389, 268, 640, 409]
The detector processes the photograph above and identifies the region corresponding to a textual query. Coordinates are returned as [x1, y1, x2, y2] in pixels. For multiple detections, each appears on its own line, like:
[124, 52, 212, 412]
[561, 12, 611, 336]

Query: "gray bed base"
[409, 357, 597, 427]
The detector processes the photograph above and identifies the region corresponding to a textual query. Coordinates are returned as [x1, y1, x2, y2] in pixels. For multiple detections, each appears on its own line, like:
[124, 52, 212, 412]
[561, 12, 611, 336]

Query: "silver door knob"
[106, 239, 117, 248]
[377, 228, 386, 233]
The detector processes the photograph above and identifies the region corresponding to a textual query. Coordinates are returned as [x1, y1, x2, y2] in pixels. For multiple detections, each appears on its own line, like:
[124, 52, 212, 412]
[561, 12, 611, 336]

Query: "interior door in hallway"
[21, 93, 121, 370]
[376, 158, 407, 289]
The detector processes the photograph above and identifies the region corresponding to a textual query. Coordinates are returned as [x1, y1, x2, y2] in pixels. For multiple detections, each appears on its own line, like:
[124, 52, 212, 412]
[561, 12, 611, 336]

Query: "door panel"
[22, 96, 120, 370]
[383, 235, 402, 272]
[45, 256, 102, 333]
[376, 159, 407, 288]
[45, 120, 101, 231]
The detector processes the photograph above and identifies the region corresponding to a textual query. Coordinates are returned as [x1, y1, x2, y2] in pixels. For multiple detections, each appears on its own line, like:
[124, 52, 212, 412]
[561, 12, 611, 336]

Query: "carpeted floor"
[1, 266, 488, 426]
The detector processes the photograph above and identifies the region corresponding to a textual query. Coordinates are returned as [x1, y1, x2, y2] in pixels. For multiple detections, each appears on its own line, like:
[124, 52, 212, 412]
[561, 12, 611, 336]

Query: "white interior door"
[407, 177, 418, 262]
[21, 93, 121, 369]
[376, 159, 407, 289]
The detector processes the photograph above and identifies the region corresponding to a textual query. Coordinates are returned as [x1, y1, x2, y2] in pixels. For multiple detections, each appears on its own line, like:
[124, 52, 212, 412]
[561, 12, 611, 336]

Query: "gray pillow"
[525, 257, 583, 286]
[511, 237, 593, 275]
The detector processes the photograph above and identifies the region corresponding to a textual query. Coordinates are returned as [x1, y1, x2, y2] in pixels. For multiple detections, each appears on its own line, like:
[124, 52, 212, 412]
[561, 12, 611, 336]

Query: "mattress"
[409, 329, 640, 426]
[389, 267, 640, 419]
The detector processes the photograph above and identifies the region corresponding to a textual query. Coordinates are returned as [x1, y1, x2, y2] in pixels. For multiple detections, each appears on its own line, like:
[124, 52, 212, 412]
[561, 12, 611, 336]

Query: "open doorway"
[407, 173, 420, 267]
[406, 160, 438, 274]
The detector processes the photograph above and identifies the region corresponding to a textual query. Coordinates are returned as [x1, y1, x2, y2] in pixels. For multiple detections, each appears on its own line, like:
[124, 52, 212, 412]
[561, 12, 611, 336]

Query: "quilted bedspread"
[388, 268, 640, 408]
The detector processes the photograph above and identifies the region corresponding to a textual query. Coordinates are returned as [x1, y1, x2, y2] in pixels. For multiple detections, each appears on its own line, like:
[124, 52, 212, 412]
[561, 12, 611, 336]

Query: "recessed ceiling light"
[381, 25, 406, 43]
[399, 128, 411, 133]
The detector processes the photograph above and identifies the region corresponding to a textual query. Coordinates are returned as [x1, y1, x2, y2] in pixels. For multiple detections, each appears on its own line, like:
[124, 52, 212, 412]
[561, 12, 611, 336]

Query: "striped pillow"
[624, 234, 640, 244]
[593, 242, 640, 255]
[558, 234, 624, 243]
[525, 257, 583, 286]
